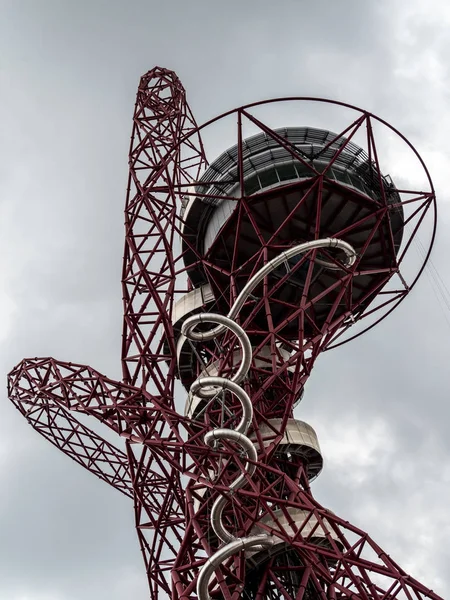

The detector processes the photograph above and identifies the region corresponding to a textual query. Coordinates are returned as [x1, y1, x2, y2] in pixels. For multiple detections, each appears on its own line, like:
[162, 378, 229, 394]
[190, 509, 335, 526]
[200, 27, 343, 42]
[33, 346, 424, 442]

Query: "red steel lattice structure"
[8, 67, 443, 600]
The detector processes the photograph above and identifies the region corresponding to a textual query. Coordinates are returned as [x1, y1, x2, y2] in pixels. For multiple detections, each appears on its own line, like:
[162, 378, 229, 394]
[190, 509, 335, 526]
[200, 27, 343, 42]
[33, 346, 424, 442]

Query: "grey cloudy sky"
[1, 0, 450, 598]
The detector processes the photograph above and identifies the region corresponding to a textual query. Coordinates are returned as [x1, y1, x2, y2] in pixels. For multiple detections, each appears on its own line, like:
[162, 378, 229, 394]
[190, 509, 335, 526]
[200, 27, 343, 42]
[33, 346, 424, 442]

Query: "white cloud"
[319, 416, 395, 485]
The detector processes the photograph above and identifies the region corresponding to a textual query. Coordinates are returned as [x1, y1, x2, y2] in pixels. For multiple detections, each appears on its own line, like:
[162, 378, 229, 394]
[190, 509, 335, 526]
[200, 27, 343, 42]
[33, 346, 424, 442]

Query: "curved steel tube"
[196, 535, 274, 600]
[182, 313, 253, 380]
[230, 238, 356, 322]
[205, 428, 258, 543]
[181, 238, 356, 600]
[183, 313, 255, 546]
[186, 238, 356, 341]
[190, 378, 252, 434]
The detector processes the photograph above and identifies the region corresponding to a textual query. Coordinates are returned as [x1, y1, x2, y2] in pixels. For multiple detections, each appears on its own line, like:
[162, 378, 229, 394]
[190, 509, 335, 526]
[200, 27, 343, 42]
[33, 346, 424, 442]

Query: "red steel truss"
[7, 67, 442, 600]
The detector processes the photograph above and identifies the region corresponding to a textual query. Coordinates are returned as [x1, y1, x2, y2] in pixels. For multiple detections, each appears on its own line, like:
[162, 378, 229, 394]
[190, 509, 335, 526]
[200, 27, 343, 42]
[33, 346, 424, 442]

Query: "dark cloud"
[1, 0, 449, 598]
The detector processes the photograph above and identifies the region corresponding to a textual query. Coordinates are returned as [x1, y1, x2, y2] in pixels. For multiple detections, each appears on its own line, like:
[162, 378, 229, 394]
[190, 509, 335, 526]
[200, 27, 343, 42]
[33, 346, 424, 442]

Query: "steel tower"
[8, 67, 442, 600]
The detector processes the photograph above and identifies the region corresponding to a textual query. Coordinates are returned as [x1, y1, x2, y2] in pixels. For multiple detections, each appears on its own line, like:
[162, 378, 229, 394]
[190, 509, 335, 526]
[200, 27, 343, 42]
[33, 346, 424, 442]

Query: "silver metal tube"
[205, 429, 257, 543]
[184, 238, 356, 598]
[192, 379, 252, 435]
[181, 313, 252, 384]
[183, 315, 257, 546]
[188, 238, 356, 340]
[196, 535, 274, 600]
[229, 238, 356, 322]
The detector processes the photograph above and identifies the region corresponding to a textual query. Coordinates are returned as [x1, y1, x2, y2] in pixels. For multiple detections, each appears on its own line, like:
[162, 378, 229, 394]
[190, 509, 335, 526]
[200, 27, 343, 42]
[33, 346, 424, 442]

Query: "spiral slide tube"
[181, 238, 355, 600]
[182, 238, 356, 343]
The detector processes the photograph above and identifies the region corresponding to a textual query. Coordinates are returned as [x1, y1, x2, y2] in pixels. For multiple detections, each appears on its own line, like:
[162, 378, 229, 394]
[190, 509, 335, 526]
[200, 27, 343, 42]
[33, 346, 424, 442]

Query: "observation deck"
[179, 127, 403, 340]
[174, 127, 404, 392]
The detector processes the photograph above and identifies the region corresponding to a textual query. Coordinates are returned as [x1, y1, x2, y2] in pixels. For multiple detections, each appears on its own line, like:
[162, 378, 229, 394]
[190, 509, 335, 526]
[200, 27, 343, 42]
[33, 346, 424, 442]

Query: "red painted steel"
[7, 66, 442, 599]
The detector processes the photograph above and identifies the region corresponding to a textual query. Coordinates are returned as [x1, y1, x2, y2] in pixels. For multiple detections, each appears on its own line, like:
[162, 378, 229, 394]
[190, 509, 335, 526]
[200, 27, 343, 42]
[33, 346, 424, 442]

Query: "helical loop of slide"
[181, 238, 356, 600]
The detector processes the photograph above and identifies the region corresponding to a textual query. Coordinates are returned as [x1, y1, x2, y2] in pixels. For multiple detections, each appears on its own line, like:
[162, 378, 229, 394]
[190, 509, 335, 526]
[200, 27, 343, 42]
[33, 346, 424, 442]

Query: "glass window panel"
[277, 163, 298, 181]
[258, 168, 279, 189]
[244, 175, 261, 195]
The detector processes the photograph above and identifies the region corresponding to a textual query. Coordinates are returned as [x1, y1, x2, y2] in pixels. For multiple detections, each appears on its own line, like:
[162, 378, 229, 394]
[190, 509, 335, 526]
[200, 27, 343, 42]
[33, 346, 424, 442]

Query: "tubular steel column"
[7, 67, 443, 600]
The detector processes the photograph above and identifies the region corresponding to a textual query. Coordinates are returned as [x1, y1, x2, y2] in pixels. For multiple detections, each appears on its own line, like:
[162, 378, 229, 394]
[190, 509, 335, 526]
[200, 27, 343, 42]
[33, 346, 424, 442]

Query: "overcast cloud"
[1, 0, 450, 598]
